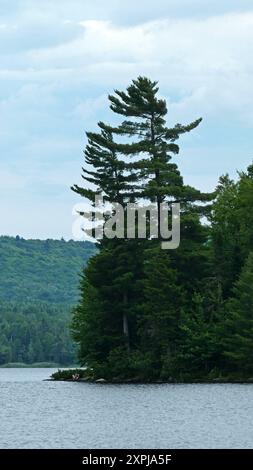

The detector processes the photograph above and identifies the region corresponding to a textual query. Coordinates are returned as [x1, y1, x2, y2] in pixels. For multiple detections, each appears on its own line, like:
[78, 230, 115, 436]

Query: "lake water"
[0, 368, 252, 448]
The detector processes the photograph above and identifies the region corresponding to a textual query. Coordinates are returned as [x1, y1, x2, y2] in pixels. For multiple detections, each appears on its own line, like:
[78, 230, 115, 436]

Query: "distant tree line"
[0, 301, 76, 365]
[0, 237, 95, 365]
[71, 77, 253, 381]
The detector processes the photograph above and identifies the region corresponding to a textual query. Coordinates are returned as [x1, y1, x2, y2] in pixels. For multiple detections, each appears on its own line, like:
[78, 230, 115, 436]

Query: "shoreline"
[0, 363, 78, 369]
[49, 377, 253, 385]
[2, 366, 252, 384]
[49, 368, 253, 384]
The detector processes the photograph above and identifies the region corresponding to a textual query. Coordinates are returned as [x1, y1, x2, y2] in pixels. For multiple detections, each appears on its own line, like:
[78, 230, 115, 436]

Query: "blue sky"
[1, 0, 253, 239]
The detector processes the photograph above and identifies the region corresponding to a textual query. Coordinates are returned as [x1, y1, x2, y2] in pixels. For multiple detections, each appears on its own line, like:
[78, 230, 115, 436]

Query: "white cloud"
[2, 12, 250, 127]
[1, 4, 253, 237]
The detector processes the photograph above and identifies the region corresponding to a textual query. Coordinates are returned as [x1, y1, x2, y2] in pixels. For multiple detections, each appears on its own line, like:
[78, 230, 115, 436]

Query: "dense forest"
[0, 237, 95, 365]
[71, 77, 253, 382]
[0, 301, 76, 365]
[0, 237, 95, 303]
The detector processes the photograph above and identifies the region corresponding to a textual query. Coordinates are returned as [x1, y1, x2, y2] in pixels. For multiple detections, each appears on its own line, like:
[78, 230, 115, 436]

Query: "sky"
[1, 0, 253, 239]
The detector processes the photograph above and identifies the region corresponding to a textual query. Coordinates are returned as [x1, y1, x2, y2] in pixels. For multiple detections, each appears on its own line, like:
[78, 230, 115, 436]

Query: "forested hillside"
[0, 237, 96, 366]
[0, 236, 95, 304]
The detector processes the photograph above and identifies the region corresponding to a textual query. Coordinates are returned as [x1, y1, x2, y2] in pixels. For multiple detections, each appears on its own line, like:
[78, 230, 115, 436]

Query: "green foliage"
[71, 76, 215, 381]
[71, 78, 253, 382]
[211, 166, 253, 298]
[0, 236, 95, 304]
[0, 301, 76, 365]
[221, 252, 253, 375]
[210, 175, 241, 298]
[51, 368, 88, 380]
[3, 77, 253, 381]
[0, 237, 96, 366]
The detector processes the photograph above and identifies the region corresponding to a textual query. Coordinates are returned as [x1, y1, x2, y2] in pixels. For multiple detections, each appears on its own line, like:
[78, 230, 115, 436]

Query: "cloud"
[1, 2, 253, 237]
[3, 12, 252, 122]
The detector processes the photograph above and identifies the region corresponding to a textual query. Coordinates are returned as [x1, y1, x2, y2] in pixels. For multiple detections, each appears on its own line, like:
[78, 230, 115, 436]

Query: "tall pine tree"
[71, 77, 213, 380]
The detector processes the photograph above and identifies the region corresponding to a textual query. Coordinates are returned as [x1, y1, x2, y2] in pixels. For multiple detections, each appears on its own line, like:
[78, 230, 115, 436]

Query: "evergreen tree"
[71, 77, 213, 380]
[71, 119, 141, 354]
[71, 123, 133, 204]
[236, 164, 253, 260]
[108, 78, 213, 376]
[211, 164, 253, 299]
[108, 77, 212, 232]
[210, 174, 241, 298]
[222, 252, 253, 376]
[72, 242, 144, 379]
[137, 245, 185, 379]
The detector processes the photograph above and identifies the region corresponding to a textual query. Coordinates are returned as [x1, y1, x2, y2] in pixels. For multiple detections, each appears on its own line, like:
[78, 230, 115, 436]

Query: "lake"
[0, 368, 252, 448]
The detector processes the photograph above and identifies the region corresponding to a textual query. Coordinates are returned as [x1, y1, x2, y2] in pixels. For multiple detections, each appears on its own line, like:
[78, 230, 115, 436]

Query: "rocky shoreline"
[49, 369, 253, 384]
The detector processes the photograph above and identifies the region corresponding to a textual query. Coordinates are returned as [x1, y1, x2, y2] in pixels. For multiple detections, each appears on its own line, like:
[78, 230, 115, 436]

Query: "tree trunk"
[150, 115, 161, 238]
